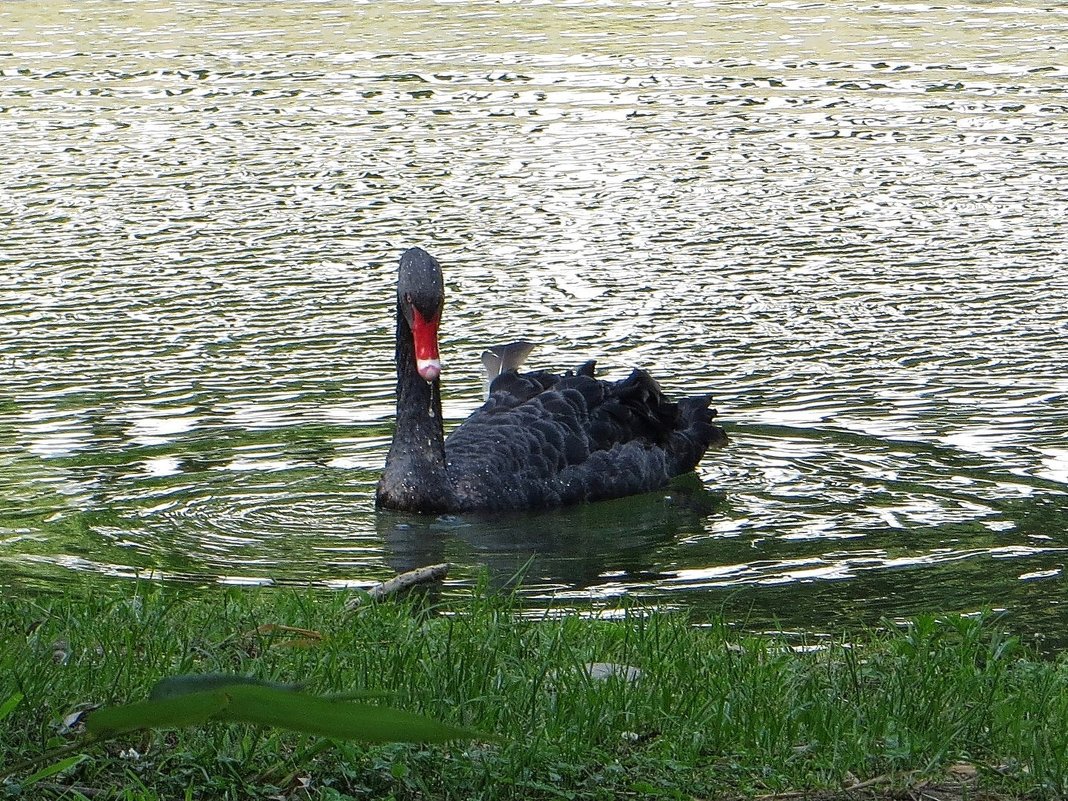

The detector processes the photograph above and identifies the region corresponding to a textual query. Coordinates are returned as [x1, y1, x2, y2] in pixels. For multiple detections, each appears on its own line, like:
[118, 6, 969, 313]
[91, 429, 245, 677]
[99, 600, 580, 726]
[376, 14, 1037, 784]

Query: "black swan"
[375, 247, 727, 514]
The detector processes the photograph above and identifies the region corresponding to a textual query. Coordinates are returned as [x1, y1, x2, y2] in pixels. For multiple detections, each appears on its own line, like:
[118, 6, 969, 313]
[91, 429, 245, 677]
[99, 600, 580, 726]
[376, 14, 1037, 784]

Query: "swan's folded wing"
[444, 368, 726, 511]
[481, 370, 565, 412]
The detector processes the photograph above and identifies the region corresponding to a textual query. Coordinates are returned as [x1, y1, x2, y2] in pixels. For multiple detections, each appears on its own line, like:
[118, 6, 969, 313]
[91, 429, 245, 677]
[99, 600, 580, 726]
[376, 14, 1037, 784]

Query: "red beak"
[411, 308, 441, 382]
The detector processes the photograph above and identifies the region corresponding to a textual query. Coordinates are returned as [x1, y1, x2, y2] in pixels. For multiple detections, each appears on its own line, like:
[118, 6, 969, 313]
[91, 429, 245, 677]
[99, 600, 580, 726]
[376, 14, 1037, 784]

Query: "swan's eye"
[403, 292, 413, 306]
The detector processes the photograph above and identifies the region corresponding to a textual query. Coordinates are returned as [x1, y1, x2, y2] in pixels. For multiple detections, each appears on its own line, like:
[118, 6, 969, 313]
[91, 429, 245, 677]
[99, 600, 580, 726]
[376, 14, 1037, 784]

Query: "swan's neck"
[377, 310, 454, 513]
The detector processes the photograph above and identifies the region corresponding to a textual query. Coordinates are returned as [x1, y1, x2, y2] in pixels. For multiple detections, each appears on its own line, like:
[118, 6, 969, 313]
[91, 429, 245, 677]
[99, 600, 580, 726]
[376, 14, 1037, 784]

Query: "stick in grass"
[347, 563, 450, 608]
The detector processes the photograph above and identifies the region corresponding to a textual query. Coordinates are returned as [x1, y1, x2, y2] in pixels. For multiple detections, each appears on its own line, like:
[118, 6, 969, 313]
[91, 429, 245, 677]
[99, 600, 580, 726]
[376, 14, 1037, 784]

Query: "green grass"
[2, 582, 1067, 799]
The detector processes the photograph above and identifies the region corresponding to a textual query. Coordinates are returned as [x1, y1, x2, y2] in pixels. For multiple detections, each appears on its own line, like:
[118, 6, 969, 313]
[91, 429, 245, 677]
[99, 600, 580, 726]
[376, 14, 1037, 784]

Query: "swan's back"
[443, 364, 727, 512]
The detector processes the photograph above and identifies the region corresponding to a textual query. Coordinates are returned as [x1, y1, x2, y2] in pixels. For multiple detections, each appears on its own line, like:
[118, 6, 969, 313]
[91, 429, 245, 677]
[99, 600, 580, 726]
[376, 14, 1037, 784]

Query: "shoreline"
[2, 582, 1063, 799]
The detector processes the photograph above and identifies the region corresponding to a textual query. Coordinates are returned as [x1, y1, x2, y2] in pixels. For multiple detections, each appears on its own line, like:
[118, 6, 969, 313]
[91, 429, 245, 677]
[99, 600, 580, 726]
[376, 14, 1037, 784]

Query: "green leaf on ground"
[88, 678, 482, 743]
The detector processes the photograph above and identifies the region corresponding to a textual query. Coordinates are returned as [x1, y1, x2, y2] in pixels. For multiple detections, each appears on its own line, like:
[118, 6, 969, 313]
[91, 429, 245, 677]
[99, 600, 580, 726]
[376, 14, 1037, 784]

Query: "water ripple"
[2, 0, 1067, 640]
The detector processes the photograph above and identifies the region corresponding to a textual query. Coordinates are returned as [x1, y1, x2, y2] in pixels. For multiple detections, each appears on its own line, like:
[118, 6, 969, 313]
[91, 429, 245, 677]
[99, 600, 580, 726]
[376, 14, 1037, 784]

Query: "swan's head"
[398, 247, 444, 382]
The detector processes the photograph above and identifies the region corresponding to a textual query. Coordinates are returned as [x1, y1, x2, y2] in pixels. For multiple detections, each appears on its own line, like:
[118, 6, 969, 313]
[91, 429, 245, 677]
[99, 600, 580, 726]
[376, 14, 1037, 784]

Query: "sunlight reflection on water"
[2, 0, 1068, 640]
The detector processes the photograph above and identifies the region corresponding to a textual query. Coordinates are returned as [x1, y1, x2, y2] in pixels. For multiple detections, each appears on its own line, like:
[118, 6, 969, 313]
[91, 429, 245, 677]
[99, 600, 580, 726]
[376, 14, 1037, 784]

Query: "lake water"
[2, 0, 1067, 642]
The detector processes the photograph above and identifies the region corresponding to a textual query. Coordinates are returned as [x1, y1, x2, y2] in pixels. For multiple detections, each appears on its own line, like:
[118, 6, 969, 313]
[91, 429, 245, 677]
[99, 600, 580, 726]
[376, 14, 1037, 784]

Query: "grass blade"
[21, 754, 89, 787]
[0, 693, 23, 722]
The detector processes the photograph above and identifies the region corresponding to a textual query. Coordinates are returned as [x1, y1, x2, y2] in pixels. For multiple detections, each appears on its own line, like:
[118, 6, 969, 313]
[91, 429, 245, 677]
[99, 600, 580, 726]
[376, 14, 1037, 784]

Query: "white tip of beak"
[417, 359, 441, 382]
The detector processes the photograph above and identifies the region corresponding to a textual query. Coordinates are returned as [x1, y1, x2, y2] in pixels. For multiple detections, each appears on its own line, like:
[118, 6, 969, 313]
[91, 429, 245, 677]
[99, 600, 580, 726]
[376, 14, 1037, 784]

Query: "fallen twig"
[347, 563, 450, 608]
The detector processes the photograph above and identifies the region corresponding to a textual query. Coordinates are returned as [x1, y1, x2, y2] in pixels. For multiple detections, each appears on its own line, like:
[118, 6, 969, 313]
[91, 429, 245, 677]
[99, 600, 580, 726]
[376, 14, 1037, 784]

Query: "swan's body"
[375, 248, 727, 514]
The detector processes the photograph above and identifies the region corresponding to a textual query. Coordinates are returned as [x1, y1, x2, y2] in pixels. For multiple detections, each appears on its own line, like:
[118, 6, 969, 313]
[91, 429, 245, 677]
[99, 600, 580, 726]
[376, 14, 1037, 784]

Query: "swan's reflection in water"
[379, 475, 725, 595]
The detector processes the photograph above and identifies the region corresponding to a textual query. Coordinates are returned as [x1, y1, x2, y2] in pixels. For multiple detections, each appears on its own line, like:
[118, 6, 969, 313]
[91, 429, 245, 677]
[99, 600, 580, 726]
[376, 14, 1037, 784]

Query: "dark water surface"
[3, 1, 1067, 641]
